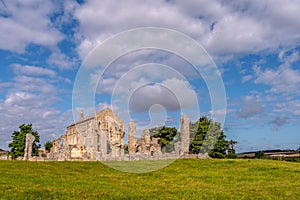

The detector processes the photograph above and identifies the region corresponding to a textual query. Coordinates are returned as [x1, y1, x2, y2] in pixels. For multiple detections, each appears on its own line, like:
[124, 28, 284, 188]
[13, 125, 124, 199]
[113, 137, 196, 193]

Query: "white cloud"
[95, 56, 194, 94]
[204, 0, 300, 55]
[208, 109, 230, 116]
[13, 64, 56, 77]
[238, 96, 264, 119]
[278, 50, 300, 64]
[242, 75, 252, 83]
[0, 82, 12, 90]
[72, 0, 300, 60]
[269, 116, 289, 128]
[74, 0, 205, 59]
[203, 14, 266, 55]
[47, 51, 78, 70]
[0, 63, 73, 150]
[273, 99, 300, 116]
[0, 0, 63, 53]
[254, 64, 300, 94]
[129, 84, 180, 112]
[128, 78, 198, 113]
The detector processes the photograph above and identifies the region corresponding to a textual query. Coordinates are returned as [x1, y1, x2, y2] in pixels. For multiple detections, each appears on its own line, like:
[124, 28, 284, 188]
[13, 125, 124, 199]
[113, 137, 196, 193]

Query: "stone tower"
[128, 120, 137, 155]
[180, 114, 190, 154]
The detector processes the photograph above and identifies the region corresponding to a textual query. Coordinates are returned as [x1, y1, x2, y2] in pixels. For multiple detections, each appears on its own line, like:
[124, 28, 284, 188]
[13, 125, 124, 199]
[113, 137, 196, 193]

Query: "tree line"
[151, 116, 237, 158]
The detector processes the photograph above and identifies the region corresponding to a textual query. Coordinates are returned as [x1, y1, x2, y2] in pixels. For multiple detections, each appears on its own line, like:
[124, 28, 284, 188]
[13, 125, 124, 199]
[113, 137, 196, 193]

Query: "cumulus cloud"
[203, 0, 300, 55]
[278, 50, 300, 66]
[242, 75, 252, 83]
[0, 64, 73, 150]
[47, 51, 78, 70]
[273, 99, 300, 116]
[128, 78, 198, 113]
[253, 58, 300, 94]
[203, 14, 267, 55]
[269, 116, 289, 128]
[0, 82, 12, 91]
[238, 96, 264, 119]
[73, 0, 206, 59]
[13, 64, 56, 77]
[0, 0, 63, 53]
[129, 84, 180, 112]
[94, 52, 196, 94]
[72, 0, 300, 60]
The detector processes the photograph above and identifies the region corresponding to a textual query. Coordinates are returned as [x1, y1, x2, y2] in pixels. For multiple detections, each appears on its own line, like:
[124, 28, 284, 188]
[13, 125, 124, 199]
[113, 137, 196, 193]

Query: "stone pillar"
[24, 133, 35, 160]
[143, 129, 151, 146]
[128, 120, 137, 155]
[180, 114, 190, 154]
[142, 129, 151, 154]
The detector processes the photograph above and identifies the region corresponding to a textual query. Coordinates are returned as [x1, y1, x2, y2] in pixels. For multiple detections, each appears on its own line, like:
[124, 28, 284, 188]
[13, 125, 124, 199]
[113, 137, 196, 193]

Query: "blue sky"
[0, 0, 300, 153]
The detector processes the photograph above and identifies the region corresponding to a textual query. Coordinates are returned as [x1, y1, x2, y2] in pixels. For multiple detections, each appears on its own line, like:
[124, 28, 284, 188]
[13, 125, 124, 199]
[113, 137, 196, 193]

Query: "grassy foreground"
[0, 159, 299, 199]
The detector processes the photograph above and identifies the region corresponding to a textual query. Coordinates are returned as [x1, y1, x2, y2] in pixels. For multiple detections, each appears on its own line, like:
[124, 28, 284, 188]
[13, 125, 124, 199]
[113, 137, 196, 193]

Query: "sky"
[0, 0, 300, 153]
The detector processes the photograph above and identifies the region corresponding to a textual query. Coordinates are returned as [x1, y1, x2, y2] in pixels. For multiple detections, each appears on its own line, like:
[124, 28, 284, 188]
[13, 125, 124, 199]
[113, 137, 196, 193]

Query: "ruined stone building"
[128, 121, 161, 156]
[48, 108, 191, 161]
[48, 108, 125, 160]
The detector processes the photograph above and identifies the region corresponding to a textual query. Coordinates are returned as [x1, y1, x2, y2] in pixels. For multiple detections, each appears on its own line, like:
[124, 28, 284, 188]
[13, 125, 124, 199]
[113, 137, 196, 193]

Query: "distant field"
[0, 159, 299, 199]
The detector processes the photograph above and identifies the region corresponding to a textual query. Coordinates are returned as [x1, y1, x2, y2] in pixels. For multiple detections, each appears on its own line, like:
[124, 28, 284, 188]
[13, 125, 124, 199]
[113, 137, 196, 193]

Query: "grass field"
[0, 159, 300, 199]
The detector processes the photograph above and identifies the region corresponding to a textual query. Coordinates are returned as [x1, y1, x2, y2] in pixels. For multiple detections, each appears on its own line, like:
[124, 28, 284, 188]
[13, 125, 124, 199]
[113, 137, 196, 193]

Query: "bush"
[255, 151, 265, 159]
[227, 153, 237, 158]
[283, 157, 300, 162]
[209, 152, 225, 158]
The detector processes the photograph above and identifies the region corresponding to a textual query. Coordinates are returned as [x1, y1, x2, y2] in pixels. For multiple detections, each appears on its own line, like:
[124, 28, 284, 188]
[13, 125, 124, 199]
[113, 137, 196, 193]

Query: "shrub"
[227, 153, 237, 158]
[255, 151, 265, 159]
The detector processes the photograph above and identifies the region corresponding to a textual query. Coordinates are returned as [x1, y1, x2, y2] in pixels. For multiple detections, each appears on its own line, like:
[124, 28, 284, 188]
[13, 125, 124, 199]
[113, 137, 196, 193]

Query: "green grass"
[0, 159, 299, 199]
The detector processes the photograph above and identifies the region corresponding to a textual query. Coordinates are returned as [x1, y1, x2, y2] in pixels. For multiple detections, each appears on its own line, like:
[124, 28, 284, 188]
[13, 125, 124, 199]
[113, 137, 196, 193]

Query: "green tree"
[189, 116, 228, 158]
[152, 126, 179, 153]
[8, 124, 40, 159]
[228, 140, 237, 154]
[255, 151, 265, 159]
[44, 141, 52, 152]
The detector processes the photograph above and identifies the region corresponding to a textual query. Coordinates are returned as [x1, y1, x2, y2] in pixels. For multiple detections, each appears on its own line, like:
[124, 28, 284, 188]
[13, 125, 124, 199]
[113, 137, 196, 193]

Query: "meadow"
[0, 159, 299, 199]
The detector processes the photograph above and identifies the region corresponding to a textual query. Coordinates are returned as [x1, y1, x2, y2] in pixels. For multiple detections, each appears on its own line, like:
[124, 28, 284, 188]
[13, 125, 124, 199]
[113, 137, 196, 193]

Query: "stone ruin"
[129, 124, 162, 157]
[48, 108, 125, 160]
[180, 114, 190, 154]
[47, 108, 193, 161]
[24, 133, 35, 160]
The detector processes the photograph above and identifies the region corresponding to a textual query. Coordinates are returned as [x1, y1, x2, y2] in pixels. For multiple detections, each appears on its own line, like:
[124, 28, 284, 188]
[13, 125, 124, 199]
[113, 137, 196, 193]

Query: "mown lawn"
[0, 159, 299, 199]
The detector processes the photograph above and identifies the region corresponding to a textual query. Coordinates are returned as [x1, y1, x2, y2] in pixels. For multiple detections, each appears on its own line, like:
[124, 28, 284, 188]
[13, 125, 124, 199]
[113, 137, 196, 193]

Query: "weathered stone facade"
[48, 109, 192, 161]
[48, 108, 125, 160]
